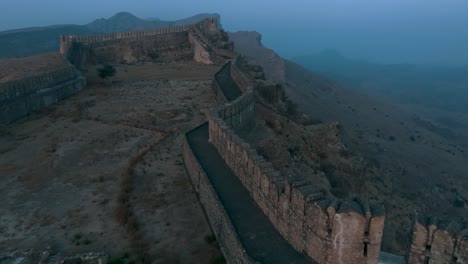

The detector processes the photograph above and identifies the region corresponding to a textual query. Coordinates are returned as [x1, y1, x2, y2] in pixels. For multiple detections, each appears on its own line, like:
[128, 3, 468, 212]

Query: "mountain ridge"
[0, 12, 219, 58]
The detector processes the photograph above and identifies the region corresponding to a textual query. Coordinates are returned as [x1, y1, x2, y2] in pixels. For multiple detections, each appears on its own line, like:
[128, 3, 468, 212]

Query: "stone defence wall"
[90, 32, 193, 64]
[0, 67, 77, 102]
[207, 58, 385, 264]
[211, 62, 236, 104]
[60, 18, 225, 54]
[183, 134, 256, 264]
[188, 32, 212, 65]
[60, 25, 192, 53]
[0, 71, 85, 124]
[191, 26, 237, 60]
[407, 215, 467, 264]
[60, 18, 234, 67]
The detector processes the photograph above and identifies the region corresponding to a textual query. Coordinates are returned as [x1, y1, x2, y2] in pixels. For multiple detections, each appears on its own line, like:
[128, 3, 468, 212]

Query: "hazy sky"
[1, 0, 467, 65]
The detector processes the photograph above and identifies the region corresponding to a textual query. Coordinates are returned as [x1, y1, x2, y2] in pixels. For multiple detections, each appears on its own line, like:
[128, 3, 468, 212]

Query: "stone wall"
[60, 18, 235, 67]
[0, 66, 85, 124]
[0, 67, 76, 102]
[183, 132, 256, 264]
[60, 25, 192, 53]
[407, 215, 467, 263]
[207, 57, 386, 264]
[90, 32, 193, 64]
[188, 33, 212, 65]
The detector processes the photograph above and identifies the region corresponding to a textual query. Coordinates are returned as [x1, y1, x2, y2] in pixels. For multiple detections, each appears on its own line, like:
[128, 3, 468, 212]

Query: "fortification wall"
[0, 67, 77, 102]
[191, 26, 237, 60]
[407, 215, 467, 264]
[188, 33, 212, 64]
[89, 31, 192, 64]
[0, 68, 85, 124]
[183, 133, 256, 264]
[207, 58, 385, 264]
[60, 25, 192, 53]
[60, 18, 233, 67]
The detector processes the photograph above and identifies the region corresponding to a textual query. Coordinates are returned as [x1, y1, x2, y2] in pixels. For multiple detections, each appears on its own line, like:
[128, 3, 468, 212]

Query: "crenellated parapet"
[206, 57, 386, 264]
[0, 66, 78, 103]
[407, 214, 467, 263]
[0, 65, 85, 124]
[59, 18, 235, 67]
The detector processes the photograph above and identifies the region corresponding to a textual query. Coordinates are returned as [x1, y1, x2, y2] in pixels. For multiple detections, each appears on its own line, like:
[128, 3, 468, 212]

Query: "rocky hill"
[229, 31, 468, 254]
[0, 12, 219, 58]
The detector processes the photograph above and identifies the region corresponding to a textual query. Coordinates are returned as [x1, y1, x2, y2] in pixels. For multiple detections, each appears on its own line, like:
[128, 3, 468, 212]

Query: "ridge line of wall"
[0, 73, 86, 124]
[0, 66, 78, 103]
[207, 57, 385, 264]
[60, 19, 225, 55]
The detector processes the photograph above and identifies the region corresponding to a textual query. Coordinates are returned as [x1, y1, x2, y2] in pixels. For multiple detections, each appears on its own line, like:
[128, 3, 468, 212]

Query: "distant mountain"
[0, 12, 219, 58]
[86, 12, 168, 33]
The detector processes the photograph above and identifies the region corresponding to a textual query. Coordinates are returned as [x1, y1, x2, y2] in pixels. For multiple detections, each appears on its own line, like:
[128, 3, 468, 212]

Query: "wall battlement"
[59, 18, 234, 57]
[407, 214, 467, 263]
[204, 56, 468, 264]
[60, 18, 236, 69]
[207, 57, 385, 263]
[0, 66, 77, 103]
[0, 66, 85, 124]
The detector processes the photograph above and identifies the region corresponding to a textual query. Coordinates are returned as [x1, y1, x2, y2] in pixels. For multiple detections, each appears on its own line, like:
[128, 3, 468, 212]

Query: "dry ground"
[0, 61, 223, 263]
[0, 52, 69, 83]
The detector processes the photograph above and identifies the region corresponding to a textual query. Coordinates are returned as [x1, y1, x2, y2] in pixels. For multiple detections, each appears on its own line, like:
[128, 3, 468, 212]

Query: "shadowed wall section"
[60, 19, 236, 68]
[183, 129, 257, 264]
[0, 66, 85, 124]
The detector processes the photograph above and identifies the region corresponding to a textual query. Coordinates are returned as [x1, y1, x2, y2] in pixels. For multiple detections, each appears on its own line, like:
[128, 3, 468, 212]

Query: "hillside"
[0, 12, 219, 58]
[229, 31, 468, 254]
[292, 51, 468, 152]
[292, 51, 468, 114]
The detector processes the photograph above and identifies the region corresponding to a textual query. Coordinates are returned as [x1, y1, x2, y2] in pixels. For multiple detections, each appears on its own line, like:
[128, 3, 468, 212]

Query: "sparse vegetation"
[205, 234, 217, 245]
[453, 199, 465, 208]
[71, 233, 92, 246]
[148, 51, 159, 60]
[98, 64, 116, 79]
[210, 256, 226, 264]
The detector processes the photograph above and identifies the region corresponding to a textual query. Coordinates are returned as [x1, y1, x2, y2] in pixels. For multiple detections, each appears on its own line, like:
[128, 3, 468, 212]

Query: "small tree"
[97, 64, 116, 79]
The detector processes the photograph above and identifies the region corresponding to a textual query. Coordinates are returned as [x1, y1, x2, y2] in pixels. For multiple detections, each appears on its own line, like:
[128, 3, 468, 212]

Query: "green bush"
[210, 256, 226, 264]
[98, 64, 116, 79]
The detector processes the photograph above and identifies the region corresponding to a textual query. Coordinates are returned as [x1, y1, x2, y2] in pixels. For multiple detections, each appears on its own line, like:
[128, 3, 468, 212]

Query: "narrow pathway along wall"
[207, 57, 386, 264]
[183, 128, 257, 264]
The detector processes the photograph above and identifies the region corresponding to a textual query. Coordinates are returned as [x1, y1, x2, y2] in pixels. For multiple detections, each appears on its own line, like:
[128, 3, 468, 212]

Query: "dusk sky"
[1, 0, 467, 65]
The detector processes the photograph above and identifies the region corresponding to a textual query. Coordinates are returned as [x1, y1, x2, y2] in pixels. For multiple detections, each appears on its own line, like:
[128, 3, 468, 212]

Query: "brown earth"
[0, 52, 69, 83]
[0, 61, 223, 263]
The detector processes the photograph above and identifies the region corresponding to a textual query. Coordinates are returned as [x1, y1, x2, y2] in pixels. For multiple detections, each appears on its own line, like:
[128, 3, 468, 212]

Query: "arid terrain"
[0, 52, 68, 83]
[0, 61, 224, 263]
